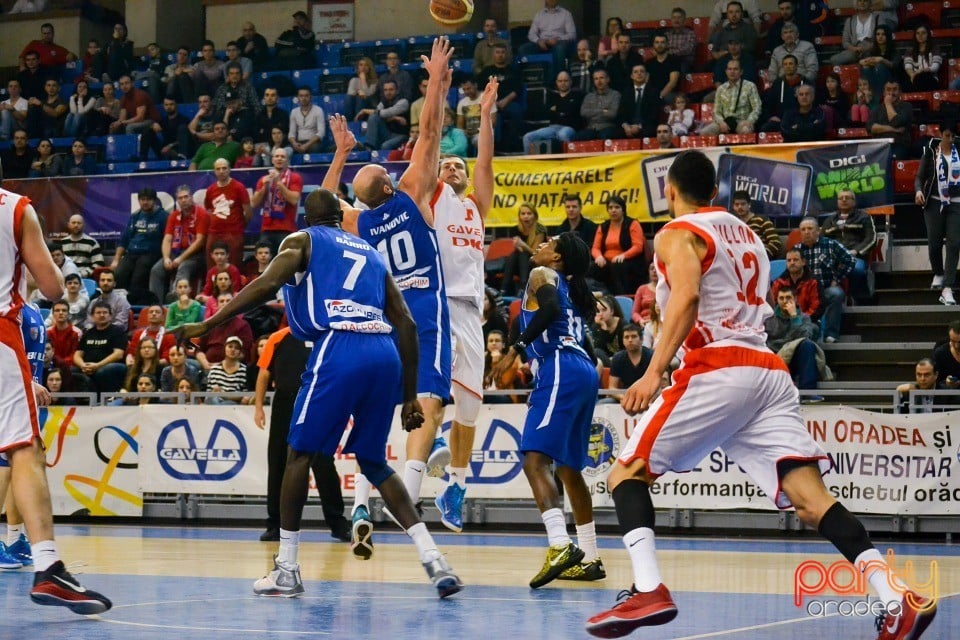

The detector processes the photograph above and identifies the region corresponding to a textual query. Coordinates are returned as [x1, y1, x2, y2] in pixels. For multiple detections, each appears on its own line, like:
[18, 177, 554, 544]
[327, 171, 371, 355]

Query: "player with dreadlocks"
[489, 231, 605, 589]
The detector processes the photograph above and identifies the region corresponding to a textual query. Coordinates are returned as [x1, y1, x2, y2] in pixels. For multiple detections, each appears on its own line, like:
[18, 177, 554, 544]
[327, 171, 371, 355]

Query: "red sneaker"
[875, 591, 937, 640]
[585, 583, 678, 638]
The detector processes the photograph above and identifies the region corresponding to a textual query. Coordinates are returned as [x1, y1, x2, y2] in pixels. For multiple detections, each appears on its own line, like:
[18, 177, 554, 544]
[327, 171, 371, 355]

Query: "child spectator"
[165, 278, 204, 329]
[234, 136, 257, 168]
[850, 77, 874, 125]
[666, 93, 695, 136]
[198, 241, 244, 303]
[243, 242, 272, 282]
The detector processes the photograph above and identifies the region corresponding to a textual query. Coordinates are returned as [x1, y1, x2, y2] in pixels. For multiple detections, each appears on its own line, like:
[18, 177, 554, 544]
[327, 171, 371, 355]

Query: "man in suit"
[618, 65, 660, 140]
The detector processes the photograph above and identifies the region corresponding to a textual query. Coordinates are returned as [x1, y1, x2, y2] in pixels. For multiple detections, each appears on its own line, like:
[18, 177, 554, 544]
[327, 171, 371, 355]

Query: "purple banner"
[715, 153, 813, 218]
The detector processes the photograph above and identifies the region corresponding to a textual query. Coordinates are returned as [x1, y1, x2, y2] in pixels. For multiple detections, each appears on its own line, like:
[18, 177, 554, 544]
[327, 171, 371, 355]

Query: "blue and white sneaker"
[426, 437, 451, 478]
[7, 534, 32, 566]
[435, 483, 466, 533]
[351, 505, 374, 560]
[0, 543, 22, 570]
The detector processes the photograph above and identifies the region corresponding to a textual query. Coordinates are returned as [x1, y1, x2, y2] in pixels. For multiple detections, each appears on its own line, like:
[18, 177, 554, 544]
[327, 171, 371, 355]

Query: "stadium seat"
[615, 295, 634, 319]
[372, 38, 406, 64]
[945, 1, 960, 27]
[837, 127, 868, 138]
[902, 2, 941, 29]
[447, 33, 476, 60]
[680, 135, 718, 148]
[605, 138, 644, 152]
[758, 131, 783, 143]
[406, 36, 434, 63]
[105, 135, 139, 162]
[179, 102, 200, 119]
[681, 72, 714, 95]
[948, 59, 960, 87]
[508, 299, 522, 327]
[832, 65, 861, 94]
[918, 123, 941, 138]
[319, 43, 344, 67]
[292, 69, 324, 93]
[252, 71, 293, 96]
[600, 367, 610, 389]
[322, 94, 347, 117]
[340, 41, 375, 66]
[700, 102, 715, 125]
[518, 54, 553, 88]
[769, 260, 786, 283]
[319, 68, 353, 96]
[894, 160, 921, 194]
[786, 229, 802, 251]
[565, 140, 606, 153]
[451, 58, 473, 76]
[719, 133, 757, 145]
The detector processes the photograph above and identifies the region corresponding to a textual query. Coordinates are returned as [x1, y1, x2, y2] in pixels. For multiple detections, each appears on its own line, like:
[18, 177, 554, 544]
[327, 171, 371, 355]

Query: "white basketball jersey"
[0, 188, 28, 322]
[655, 209, 772, 353]
[432, 181, 484, 308]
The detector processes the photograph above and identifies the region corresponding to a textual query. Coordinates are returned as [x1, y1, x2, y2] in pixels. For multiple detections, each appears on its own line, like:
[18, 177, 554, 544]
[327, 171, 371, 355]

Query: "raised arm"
[321, 114, 364, 235]
[472, 77, 497, 218]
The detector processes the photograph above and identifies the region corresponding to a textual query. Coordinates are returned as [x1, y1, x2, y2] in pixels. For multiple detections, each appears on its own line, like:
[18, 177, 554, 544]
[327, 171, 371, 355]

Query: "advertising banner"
[796, 141, 893, 214]
[715, 153, 813, 218]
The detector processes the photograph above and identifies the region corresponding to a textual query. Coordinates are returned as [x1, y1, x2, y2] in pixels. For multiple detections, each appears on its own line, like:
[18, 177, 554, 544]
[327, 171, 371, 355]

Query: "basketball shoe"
[529, 542, 584, 589]
[875, 591, 937, 640]
[426, 437, 451, 477]
[30, 561, 113, 614]
[435, 483, 466, 532]
[8, 534, 33, 565]
[585, 583, 678, 638]
[0, 543, 22, 570]
[351, 505, 374, 560]
[422, 551, 464, 599]
[558, 557, 606, 581]
[253, 556, 304, 597]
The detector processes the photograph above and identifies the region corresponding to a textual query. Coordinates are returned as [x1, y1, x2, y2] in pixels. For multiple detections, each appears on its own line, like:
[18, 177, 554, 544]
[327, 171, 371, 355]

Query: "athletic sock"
[278, 529, 300, 566]
[407, 522, 439, 562]
[856, 548, 906, 608]
[817, 502, 873, 564]
[541, 508, 571, 548]
[576, 522, 599, 562]
[448, 466, 468, 489]
[353, 473, 371, 514]
[32, 540, 59, 573]
[403, 460, 427, 502]
[6, 524, 22, 546]
[623, 527, 663, 592]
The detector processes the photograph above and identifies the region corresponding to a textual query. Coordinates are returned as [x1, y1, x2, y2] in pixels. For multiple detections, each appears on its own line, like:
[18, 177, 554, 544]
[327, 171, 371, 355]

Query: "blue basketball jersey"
[21, 303, 45, 383]
[519, 275, 590, 362]
[282, 226, 394, 342]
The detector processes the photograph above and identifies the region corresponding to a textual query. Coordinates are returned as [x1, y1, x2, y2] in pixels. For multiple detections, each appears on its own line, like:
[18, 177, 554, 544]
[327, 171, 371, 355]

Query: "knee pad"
[452, 386, 481, 427]
[356, 456, 394, 487]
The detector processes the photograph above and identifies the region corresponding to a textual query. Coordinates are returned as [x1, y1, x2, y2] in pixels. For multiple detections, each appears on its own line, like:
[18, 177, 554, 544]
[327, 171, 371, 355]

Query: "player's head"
[353, 164, 395, 208]
[304, 188, 343, 227]
[533, 232, 595, 320]
[665, 150, 717, 216]
[438, 155, 469, 195]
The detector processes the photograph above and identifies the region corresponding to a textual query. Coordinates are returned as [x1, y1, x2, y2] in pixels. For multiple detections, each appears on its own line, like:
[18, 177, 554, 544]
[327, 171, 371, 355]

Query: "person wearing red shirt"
[251, 148, 302, 255]
[242, 241, 272, 282]
[110, 75, 161, 136]
[19, 23, 75, 71]
[771, 247, 824, 322]
[192, 293, 254, 368]
[46, 300, 81, 390]
[203, 158, 253, 269]
[150, 185, 210, 303]
[197, 242, 244, 304]
[125, 305, 177, 366]
[591, 194, 647, 295]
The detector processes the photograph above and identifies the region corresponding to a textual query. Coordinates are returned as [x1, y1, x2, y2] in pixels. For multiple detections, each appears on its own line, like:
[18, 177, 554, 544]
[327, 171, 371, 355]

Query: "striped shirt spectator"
[730, 191, 782, 260]
[60, 214, 104, 278]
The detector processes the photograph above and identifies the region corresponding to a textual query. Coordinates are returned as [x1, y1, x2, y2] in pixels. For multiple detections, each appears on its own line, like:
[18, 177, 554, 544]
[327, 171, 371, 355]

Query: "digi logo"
[157, 419, 246, 481]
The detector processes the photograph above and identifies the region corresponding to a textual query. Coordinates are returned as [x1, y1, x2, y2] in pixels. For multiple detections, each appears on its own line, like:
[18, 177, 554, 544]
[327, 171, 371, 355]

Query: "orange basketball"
[429, 0, 474, 26]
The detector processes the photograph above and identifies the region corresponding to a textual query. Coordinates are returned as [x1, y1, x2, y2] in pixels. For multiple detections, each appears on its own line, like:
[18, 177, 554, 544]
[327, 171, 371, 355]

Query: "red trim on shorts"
[773, 454, 832, 511]
[452, 378, 483, 399]
[0, 319, 40, 447]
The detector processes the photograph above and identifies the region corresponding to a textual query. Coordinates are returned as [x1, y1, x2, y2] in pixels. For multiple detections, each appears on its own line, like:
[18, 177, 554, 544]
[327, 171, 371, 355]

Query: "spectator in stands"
[482, 289, 509, 341]
[63, 80, 95, 139]
[60, 273, 90, 325]
[379, 51, 414, 103]
[474, 18, 512, 73]
[73, 300, 127, 393]
[275, 11, 316, 71]
[408, 77, 429, 131]
[618, 65, 661, 141]
[111, 75, 161, 137]
[483, 330, 521, 403]
[916, 126, 960, 304]
[165, 279, 204, 329]
[646, 34, 682, 104]
[160, 344, 201, 393]
[867, 80, 913, 158]
[830, 0, 878, 65]
[105, 24, 134, 82]
[255, 87, 289, 145]
[818, 72, 850, 127]
[26, 78, 66, 138]
[767, 0, 816, 53]
[140, 97, 190, 161]
[457, 77, 495, 151]
[193, 292, 254, 369]
[710, 0, 762, 31]
[592, 195, 647, 295]
[61, 214, 104, 278]
[765, 286, 823, 391]
[204, 336, 249, 403]
[730, 190, 782, 258]
[860, 25, 900, 95]
[597, 16, 624, 64]
[567, 39, 599, 95]
[709, 2, 758, 62]
[150, 185, 210, 303]
[793, 217, 854, 343]
[0, 80, 28, 141]
[203, 159, 252, 267]
[768, 23, 817, 82]
[662, 14, 697, 77]
[550, 193, 597, 247]
[850, 77, 875, 125]
[88, 81, 121, 136]
[190, 122, 242, 170]
[873, 0, 899, 29]
[128, 306, 176, 366]
[356, 80, 410, 151]
[772, 248, 824, 320]
[518, 0, 577, 79]
[257, 126, 293, 166]
[700, 58, 761, 135]
[631, 263, 658, 324]
[223, 41, 252, 82]
[163, 46, 196, 104]
[896, 357, 947, 413]
[655, 124, 678, 148]
[28, 138, 60, 178]
[243, 242, 272, 282]
[45, 368, 67, 402]
[762, 55, 807, 132]
[17, 50, 47, 102]
[782, 84, 829, 142]
[252, 149, 302, 254]
[80, 39, 106, 85]
[198, 242, 243, 304]
[289, 86, 325, 154]
[192, 40, 226, 98]
[932, 320, 960, 386]
[608, 323, 653, 394]
[822, 189, 877, 301]
[122, 336, 162, 392]
[0, 130, 32, 179]
[573, 69, 621, 141]
[135, 42, 166, 103]
[18, 22, 75, 71]
[86, 268, 131, 330]
[188, 94, 217, 147]
[344, 57, 379, 121]
[522, 70, 582, 154]
[440, 107, 468, 157]
[47, 300, 80, 383]
[215, 63, 260, 126]
[479, 44, 524, 152]
[604, 33, 643, 93]
[592, 294, 625, 364]
[707, 39, 757, 102]
[47, 242, 80, 281]
[10, 0, 49, 14]
[237, 22, 270, 71]
[201, 273, 238, 317]
[501, 203, 547, 296]
[666, 94, 695, 136]
[59, 139, 96, 177]
[111, 187, 168, 297]
[902, 25, 942, 93]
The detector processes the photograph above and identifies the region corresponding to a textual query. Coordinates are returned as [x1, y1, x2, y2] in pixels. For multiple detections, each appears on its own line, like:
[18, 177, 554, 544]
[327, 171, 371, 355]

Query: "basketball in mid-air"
[429, 0, 474, 26]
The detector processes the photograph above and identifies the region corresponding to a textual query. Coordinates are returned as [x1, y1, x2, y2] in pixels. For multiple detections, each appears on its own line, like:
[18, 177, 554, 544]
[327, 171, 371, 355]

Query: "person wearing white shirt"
[517, 0, 577, 80]
[288, 87, 325, 154]
[0, 80, 28, 140]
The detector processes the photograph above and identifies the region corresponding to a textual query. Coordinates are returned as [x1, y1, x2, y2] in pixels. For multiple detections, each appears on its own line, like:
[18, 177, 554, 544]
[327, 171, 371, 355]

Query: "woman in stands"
[345, 56, 379, 121]
[89, 82, 121, 136]
[234, 137, 258, 168]
[902, 25, 942, 92]
[134, 373, 159, 405]
[859, 24, 900, 95]
[501, 202, 547, 297]
[202, 271, 236, 318]
[631, 262, 658, 325]
[45, 368, 67, 405]
[592, 294, 624, 366]
[597, 17, 624, 63]
[590, 194, 647, 295]
[64, 80, 96, 138]
[28, 139, 61, 178]
[256, 127, 292, 167]
[105, 23, 134, 82]
[121, 337, 162, 396]
[818, 72, 850, 127]
[60, 139, 97, 177]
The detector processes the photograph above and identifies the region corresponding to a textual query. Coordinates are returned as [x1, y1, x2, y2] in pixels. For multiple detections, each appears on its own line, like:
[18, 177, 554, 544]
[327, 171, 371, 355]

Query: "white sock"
[32, 540, 59, 573]
[6, 524, 23, 546]
[448, 466, 468, 489]
[576, 522, 599, 562]
[278, 528, 300, 566]
[624, 527, 662, 592]
[541, 508, 571, 547]
[403, 460, 427, 502]
[353, 474, 371, 514]
[856, 548, 905, 608]
[407, 522, 439, 562]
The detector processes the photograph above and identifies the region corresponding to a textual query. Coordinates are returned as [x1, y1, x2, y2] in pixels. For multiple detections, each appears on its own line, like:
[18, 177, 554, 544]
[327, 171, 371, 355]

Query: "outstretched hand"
[329, 113, 357, 152]
[400, 399, 425, 432]
[172, 321, 209, 347]
[421, 36, 453, 78]
[480, 77, 498, 112]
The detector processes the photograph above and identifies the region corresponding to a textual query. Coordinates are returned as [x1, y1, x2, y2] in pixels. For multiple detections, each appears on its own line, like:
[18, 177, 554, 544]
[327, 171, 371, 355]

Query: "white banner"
[583, 405, 960, 515]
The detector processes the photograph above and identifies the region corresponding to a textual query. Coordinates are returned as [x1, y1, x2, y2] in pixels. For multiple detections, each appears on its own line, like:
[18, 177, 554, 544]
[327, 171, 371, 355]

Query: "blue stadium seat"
[447, 33, 476, 59]
[50, 137, 73, 149]
[252, 70, 293, 95]
[289, 153, 306, 166]
[107, 162, 140, 174]
[58, 83, 74, 102]
[615, 296, 634, 319]
[406, 36, 434, 63]
[452, 58, 473, 76]
[347, 120, 365, 140]
[137, 160, 189, 172]
[81, 278, 97, 297]
[105, 135, 140, 162]
[292, 68, 324, 94]
[320, 68, 353, 95]
[769, 260, 787, 283]
[62, 61, 82, 83]
[372, 38, 405, 64]
[179, 102, 199, 119]
[446, 87, 460, 111]
[321, 43, 345, 67]
[347, 150, 371, 162]
[340, 41, 376, 66]
[0, 141, 10, 152]
[322, 94, 347, 117]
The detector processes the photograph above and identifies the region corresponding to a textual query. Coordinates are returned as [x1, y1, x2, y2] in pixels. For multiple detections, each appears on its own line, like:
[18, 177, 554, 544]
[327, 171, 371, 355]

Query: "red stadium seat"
[902, 2, 941, 28]
[919, 123, 941, 138]
[700, 103, 715, 125]
[949, 59, 960, 86]
[485, 238, 514, 262]
[758, 131, 784, 143]
[719, 133, 758, 145]
[680, 135, 719, 148]
[565, 140, 606, 153]
[901, 91, 935, 110]
[508, 299, 522, 327]
[681, 72, 715, 95]
[837, 127, 868, 138]
[833, 65, 861, 94]
[894, 160, 921, 194]
[605, 138, 644, 152]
